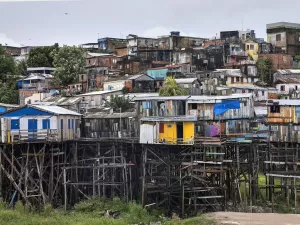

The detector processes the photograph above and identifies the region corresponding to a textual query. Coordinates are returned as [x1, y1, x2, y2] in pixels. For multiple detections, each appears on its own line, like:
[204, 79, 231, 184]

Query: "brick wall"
[259, 53, 292, 70]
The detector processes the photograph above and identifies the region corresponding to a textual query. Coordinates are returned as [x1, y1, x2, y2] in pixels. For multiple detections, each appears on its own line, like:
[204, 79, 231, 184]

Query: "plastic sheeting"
[214, 100, 240, 116]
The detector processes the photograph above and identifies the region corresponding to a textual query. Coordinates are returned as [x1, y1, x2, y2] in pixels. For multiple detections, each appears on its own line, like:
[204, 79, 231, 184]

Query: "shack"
[0, 105, 81, 143]
[84, 111, 138, 138]
[267, 99, 300, 142]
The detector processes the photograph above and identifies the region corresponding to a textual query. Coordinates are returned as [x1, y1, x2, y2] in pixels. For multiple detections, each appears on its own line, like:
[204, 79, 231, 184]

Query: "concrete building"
[267, 22, 300, 56]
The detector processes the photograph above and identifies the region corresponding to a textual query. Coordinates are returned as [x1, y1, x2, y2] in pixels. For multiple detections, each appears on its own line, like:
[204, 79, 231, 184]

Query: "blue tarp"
[214, 100, 240, 116]
[147, 68, 168, 80]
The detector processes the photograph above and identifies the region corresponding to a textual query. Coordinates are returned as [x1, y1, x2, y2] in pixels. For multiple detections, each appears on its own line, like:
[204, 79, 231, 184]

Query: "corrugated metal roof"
[254, 106, 267, 117]
[133, 96, 190, 101]
[87, 52, 113, 57]
[274, 77, 300, 84]
[175, 78, 198, 84]
[188, 93, 253, 101]
[121, 93, 159, 100]
[276, 69, 300, 75]
[266, 100, 300, 106]
[231, 85, 271, 90]
[32, 105, 81, 116]
[214, 69, 244, 77]
[79, 89, 122, 96]
[133, 93, 253, 102]
[85, 112, 136, 119]
[128, 74, 144, 80]
[141, 116, 197, 122]
[41, 96, 82, 106]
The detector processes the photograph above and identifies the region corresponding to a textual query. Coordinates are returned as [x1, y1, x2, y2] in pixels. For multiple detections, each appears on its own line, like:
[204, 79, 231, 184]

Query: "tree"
[51, 45, 85, 87]
[257, 57, 273, 84]
[107, 95, 132, 112]
[159, 77, 187, 96]
[0, 76, 19, 104]
[16, 59, 28, 75]
[0, 45, 16, 79]
[27, 43, 59, 67]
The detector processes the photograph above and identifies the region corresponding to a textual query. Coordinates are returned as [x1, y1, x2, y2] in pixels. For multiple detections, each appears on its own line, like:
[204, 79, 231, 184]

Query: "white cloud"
[0, 33, 20, 47]
[141, 26, 199, 38]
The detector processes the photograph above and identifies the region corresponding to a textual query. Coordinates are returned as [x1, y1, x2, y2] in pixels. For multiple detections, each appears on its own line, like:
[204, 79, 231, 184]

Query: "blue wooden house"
[0, 105, 81, 143]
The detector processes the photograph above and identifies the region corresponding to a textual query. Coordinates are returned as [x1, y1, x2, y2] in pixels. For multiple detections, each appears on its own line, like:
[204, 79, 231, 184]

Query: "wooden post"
[0, 146, 2, 201]
[141, 146, 147, 207]
[63, 168, 67, 211]
[92, 166, 96, 197]
[294, 177, 297, 213]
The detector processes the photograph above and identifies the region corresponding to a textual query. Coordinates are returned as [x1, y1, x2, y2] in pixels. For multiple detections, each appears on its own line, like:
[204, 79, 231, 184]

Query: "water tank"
[170, 31, 180, 36]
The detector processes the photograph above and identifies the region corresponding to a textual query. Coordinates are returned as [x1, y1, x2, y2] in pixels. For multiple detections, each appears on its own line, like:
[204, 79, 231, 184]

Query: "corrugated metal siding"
[270, 125, 300, 143]
[85, 117, 139, 138]
[268, 106, 295, 124]
[140, 123, 156, 144]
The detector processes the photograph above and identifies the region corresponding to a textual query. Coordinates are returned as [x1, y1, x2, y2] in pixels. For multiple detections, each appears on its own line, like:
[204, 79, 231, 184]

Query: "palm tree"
[159, 77, 187, 96]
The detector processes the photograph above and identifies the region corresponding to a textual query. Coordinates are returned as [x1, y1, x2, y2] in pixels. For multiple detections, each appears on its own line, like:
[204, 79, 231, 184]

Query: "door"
[28, 119, 37, 140]
[177, 122, 183, 143]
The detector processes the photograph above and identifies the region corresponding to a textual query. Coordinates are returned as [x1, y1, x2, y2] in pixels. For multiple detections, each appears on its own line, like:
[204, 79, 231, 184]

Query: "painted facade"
[245, 42, 259, 61]
[0, 105, 81, 143]
[135, 94, 254, 144]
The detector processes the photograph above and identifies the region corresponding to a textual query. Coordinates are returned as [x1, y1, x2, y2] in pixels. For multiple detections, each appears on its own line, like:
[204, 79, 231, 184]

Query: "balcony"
[22, 83, 47, 90]
[230, 50, 248, 57]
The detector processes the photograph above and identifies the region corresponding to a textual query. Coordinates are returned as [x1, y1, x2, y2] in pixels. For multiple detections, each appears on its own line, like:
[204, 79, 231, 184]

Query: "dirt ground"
[209, 212, 300, 225]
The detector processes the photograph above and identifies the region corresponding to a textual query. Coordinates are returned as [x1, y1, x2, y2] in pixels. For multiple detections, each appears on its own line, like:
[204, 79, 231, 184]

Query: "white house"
[79, 89, 123, 109]
[274, 77, 300, 95]
[0, 105, 81, 143]
[231, 85, 274, 102]
[214, 69, 259, 86]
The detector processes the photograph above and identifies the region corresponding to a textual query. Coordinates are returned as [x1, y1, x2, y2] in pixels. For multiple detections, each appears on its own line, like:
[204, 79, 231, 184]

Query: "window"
[270, 105, 280, 113]
[247, 45, 250, 50]
[262, 91, 265, 96]
[81, 75, 84, 81]
[191, 103, 197, 110]
[210, 56, 215, 63]
[281, 85, 285, 91]
[251, 77, 254, 83]
[236, 77, 240, 82]
[231, 77, 234, 83]
[60, 119, 63, 129]
[11, 119, 19, 130]
[42, 119, 50, 129]
[72, 119, 74, 129]
[68, 119, 71, 129]
[276, 34, 281, 41]
[296, 86, 298, 90]
[250, 44, 254, 50]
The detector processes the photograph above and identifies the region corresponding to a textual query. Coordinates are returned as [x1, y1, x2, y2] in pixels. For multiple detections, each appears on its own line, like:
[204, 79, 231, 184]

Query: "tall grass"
[0, 198, 216, 225]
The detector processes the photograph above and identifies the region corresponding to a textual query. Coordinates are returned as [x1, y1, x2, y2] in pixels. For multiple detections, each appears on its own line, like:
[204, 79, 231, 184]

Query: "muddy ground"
[209, 212, 300, 225]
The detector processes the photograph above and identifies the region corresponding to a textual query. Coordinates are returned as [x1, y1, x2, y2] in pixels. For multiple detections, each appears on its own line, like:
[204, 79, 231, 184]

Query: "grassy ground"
[0, 198, 216, 225]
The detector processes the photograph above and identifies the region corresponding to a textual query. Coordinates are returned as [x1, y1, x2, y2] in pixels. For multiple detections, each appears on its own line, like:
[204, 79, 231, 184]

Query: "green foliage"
[0, 76, 19, 104]
[51, 45, 85, 87]
[107, 95, 132, 112]
[16, 59, 27, 75]
[159, 77, 188, 96]
[295, 55, 300, 63]
[0, 45, 16, 79]
[27, 44, 59, 67]
[257, 57, 273, 84]
[0, 198, 215, 225]
[122, 86, 130, 94]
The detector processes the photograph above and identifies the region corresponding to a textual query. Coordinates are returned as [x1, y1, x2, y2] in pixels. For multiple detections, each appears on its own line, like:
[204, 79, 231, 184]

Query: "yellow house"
[245, 42, 259, 61]
[139, 117, 196, 145]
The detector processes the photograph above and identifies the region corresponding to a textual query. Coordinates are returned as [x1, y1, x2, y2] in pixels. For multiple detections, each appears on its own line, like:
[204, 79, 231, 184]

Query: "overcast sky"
[0, 0, 299, 47]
